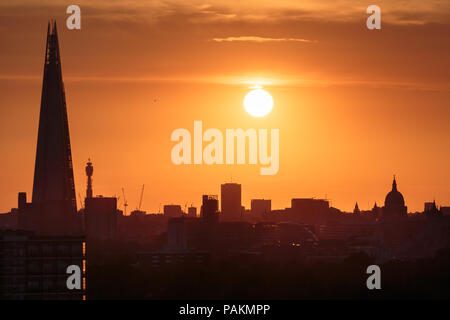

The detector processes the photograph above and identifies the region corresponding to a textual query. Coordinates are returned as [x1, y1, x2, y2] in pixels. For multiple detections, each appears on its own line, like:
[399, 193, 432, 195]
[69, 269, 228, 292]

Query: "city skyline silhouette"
[1, 21, 447, 238]
[0, 1, 450, 302]
[0, 2, 449, 215]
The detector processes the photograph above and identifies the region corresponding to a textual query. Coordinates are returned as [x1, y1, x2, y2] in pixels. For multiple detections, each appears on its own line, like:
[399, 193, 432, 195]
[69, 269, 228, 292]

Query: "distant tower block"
[85, 159, 93, 199]
[221, 183, 242, 221]
[188, 206, 197, 218]
[201, 195, 219, 224]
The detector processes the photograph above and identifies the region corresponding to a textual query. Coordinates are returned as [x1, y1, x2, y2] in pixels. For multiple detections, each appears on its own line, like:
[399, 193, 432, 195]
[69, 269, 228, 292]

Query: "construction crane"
[122, 187, 128, 216]
[137, 184, 145, 211]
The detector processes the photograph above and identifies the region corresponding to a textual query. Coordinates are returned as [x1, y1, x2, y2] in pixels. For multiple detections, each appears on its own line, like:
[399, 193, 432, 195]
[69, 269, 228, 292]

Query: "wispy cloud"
[2, 72, 447, 92]
[212, 36, 316, 43]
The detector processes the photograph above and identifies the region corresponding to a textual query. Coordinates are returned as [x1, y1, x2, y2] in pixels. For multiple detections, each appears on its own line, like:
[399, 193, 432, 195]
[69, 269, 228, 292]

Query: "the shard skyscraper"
[21, 22, 80, 236]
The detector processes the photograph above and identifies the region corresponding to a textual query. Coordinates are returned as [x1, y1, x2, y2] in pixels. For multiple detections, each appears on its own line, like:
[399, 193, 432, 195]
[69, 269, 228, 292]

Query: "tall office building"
[20, 22, 80, 236]
[85, 196, 117, 241]
[201, 195, 219, 224]
[220, 183, 242, 221]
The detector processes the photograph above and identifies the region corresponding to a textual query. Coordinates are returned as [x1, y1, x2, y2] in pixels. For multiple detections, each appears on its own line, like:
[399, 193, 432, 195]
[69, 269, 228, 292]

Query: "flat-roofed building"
[251, 199, 271, 219]
[164, 205, 183, 218]
[221, 183, 242, 221]
[0, 230, 86, 300]
[290, 198, 330, 225]
[85, 196, 117, 241]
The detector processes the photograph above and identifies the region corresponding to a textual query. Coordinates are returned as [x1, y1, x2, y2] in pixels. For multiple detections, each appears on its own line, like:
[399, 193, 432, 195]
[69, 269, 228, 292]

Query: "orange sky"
[0, 0, 449, 213]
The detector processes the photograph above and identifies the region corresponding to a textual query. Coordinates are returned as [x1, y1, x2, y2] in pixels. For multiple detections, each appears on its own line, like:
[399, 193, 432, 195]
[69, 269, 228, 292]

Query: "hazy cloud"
[0, 0, 449, 24]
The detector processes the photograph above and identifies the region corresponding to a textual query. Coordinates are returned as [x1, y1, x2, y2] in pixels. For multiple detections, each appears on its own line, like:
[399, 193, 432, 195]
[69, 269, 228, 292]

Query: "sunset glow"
[1, 0, 450, 303]
[0, 0, 448, 214]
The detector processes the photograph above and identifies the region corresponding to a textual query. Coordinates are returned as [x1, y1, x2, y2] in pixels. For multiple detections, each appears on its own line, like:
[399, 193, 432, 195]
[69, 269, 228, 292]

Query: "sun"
[244, 89, 273, 117]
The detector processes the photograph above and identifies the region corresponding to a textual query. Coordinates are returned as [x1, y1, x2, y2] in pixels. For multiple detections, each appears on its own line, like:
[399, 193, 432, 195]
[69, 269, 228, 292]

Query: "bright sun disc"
[244, 89, 273, 117]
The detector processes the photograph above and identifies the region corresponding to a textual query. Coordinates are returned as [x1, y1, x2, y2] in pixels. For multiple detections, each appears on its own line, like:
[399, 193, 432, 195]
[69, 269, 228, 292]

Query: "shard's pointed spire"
[31, 22, 78, 235]
[44, 21, 61, 66]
